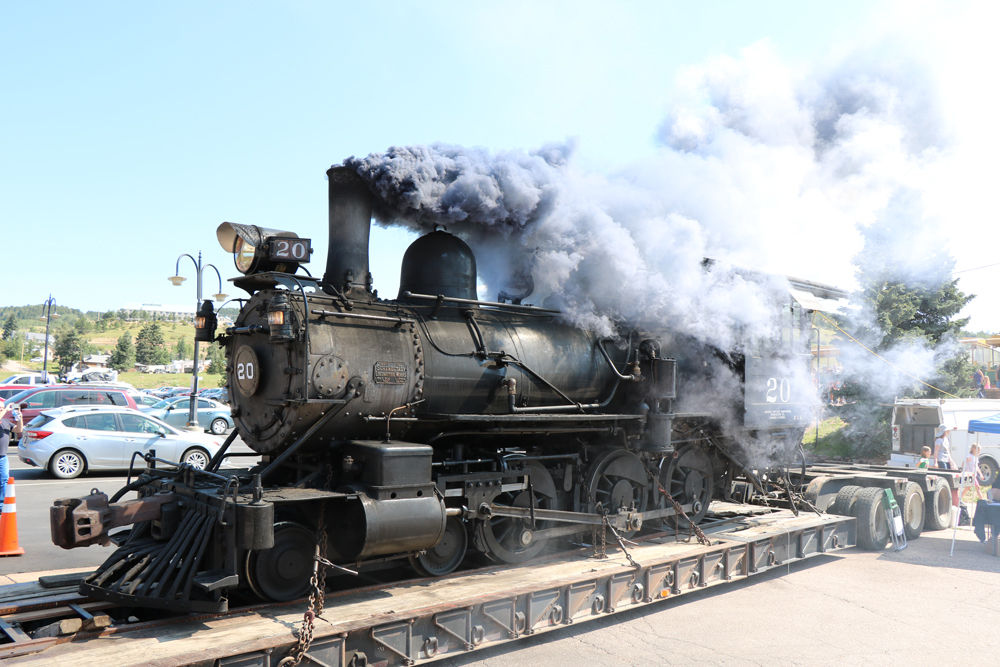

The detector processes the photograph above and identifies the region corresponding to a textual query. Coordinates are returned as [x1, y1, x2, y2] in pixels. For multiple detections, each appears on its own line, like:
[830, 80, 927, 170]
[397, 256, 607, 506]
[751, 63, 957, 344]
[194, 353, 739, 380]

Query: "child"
[917, 446, 933, 469]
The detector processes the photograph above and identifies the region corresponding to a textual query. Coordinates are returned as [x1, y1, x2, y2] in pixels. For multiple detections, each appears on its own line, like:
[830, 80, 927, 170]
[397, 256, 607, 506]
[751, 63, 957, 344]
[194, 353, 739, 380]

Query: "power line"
[955, 261, 1000, 275]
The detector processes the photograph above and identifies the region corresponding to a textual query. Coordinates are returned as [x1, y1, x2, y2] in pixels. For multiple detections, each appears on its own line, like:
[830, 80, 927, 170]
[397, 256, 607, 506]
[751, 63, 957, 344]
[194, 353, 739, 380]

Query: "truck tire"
[828, 485, 862, 517]
[924, 478, 952, 531]
[856, 487, 890, 550]
[898, 481, 925, 540]
[979, 457, 999, 487]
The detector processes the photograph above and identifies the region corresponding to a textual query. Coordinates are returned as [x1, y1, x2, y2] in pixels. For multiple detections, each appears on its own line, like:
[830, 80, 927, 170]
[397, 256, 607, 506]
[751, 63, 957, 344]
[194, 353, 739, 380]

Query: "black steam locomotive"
[50, 167, 822, 614]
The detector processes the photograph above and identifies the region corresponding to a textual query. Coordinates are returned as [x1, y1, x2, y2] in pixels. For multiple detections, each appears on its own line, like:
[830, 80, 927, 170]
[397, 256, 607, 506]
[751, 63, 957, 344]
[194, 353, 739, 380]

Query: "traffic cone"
[0, 477, 24, 556]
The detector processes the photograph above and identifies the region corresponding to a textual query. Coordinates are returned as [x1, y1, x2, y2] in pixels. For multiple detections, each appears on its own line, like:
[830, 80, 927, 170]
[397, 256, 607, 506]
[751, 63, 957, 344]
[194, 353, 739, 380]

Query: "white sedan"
[18, 406, 225, 479]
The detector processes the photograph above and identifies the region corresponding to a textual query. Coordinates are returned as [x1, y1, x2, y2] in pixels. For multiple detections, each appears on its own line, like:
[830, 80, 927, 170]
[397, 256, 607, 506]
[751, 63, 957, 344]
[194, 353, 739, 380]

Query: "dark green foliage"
[1, 315, 16, 341]
[54, 327, 85, 370]
[135, 322, 170, 365]
[175, 337, 189, 361]
[206, 343, 226, 374]
[827, 197, 976, 461]
[109, 332, 136, 372]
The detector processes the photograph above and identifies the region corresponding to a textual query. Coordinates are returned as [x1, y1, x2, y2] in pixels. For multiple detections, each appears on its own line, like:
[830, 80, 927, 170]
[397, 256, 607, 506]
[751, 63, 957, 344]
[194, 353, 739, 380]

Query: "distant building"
[123, 303, 197, 320]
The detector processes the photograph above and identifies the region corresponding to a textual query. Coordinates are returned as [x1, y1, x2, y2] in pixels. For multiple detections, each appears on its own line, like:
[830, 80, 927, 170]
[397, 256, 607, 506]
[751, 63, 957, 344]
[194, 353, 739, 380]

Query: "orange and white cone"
[0, 477, 24, 556]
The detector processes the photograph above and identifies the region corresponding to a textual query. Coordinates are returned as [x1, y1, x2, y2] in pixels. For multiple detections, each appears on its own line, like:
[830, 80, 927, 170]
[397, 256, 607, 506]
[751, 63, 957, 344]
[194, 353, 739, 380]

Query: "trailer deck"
[3, 509, 854, 667]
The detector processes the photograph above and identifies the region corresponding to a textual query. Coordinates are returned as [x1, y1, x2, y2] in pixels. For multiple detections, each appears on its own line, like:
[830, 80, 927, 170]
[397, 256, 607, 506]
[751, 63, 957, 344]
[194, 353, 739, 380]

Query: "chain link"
[582, 477, 640, 568]
[631, 448, 712, 547]
[279, 467, 336, 667]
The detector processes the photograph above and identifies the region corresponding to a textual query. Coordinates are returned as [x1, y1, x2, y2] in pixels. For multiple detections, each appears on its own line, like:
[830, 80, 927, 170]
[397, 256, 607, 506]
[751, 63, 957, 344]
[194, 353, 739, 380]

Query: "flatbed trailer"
[1, 509, 854, 667]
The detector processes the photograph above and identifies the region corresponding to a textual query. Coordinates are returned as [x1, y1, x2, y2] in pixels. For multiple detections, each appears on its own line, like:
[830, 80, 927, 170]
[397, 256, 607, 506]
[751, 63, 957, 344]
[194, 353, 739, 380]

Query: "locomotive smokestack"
[324, 166, 374, 296]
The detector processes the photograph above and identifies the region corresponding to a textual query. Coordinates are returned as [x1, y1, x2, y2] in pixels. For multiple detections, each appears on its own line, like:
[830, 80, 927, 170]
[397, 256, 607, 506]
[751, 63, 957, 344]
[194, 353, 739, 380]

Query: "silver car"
[142, 396, 234, 435]
[18, 406, 224, 479]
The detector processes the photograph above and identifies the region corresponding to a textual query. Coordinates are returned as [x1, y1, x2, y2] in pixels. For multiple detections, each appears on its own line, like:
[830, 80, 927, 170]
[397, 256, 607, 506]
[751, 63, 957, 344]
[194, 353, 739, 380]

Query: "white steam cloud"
[343, 39, 954, 406]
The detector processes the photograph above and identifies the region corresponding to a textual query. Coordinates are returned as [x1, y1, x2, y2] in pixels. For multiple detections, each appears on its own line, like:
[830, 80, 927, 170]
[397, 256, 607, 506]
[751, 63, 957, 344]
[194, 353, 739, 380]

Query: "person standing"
[933, 424, 955, 470]
[0, 403, 22, 501]
[974, 368, 985, 398]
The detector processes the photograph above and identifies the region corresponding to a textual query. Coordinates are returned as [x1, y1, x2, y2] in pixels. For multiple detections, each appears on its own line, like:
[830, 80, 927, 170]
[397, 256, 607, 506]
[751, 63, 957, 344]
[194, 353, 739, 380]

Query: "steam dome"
[398, 231, 477, 301]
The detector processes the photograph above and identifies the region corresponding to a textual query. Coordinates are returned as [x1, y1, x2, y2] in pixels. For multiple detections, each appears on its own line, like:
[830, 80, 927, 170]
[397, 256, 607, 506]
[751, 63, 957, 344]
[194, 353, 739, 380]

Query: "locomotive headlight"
[234, 236, 257, 273]
[217, 222, 312, 276]
[267, 293, 294, 341]
[194, 300, 218, 342]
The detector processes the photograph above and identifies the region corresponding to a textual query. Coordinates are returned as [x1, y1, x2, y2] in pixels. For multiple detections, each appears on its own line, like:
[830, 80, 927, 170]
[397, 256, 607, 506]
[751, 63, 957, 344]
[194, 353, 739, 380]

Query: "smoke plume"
[341, 39, 956, 448]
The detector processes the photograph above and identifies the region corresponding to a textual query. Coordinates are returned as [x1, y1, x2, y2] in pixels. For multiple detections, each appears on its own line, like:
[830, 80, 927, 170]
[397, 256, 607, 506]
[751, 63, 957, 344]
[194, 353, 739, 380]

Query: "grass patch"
[802, 416, 852, 458]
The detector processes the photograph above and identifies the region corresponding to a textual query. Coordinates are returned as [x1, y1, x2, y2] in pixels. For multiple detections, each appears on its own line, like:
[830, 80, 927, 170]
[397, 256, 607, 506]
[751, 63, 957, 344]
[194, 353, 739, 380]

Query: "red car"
[5, 386, 138, 440]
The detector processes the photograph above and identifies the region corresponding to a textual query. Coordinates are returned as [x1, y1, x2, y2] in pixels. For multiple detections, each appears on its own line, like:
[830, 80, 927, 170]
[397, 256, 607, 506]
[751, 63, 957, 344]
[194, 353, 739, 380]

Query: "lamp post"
[39, 296, 57, 382]
[169, 252, 227, 429]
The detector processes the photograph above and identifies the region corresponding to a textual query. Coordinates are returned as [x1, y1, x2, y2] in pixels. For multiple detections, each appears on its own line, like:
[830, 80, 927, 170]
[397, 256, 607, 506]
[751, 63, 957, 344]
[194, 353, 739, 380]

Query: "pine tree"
[1, 315, 16, 341]
[175, 337, 189, 360]
[206, 343, 226, 374]
[831, 195, 976, 459]
[109, 331, 136, 372]
[54, 328, 84, 370]
[135, 322, 170, 365]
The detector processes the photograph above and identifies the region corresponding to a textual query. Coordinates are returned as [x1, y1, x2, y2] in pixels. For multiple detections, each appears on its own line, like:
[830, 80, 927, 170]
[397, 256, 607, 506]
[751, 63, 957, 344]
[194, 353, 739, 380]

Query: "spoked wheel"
[410, 517, 468, 577]
[477, 461, 556, 564]
[245, 522, 315, 602]
[659, 444, 714, 527]
[584, 449, 649, 538]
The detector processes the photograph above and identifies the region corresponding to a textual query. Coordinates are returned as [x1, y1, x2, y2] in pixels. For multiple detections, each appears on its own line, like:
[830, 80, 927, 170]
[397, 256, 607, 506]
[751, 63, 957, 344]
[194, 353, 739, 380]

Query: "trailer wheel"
[855, 487, 890, 550]
[828, 485, 862, 517]
[898, 481, 925, 540]
[924, 478, 952, 531]
[979, 457, 998, 487]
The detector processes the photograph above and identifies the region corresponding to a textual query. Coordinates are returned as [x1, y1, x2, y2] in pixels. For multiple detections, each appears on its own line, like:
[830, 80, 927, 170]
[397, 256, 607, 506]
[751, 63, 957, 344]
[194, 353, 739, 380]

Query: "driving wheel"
[584, 448, 649, 538]
[477, 461, 556, 564]
[659, 444, 714, 527]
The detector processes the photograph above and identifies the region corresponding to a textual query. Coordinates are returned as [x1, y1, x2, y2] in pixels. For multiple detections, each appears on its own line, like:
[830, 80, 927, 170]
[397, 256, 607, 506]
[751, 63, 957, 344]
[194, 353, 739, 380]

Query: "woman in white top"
[933, 425, 955, 470]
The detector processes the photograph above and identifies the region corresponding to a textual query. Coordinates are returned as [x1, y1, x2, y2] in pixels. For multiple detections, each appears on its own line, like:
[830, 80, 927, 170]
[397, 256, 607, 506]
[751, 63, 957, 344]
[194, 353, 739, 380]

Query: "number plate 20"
[234, 345, 261, 397]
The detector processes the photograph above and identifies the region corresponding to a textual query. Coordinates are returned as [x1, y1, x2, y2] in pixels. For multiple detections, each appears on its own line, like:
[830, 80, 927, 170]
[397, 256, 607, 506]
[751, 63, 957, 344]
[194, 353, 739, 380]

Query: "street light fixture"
[169, 252, 226, 429]
[39, 296, 57, 382]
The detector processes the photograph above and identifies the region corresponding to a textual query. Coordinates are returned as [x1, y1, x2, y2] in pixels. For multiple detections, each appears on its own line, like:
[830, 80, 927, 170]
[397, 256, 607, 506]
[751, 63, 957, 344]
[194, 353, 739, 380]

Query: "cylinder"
[325, 167, 374, 295]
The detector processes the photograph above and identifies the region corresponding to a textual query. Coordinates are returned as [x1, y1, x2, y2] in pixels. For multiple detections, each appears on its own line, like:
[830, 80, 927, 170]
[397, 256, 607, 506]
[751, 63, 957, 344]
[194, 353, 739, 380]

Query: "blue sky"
[3, 1, 997, 330]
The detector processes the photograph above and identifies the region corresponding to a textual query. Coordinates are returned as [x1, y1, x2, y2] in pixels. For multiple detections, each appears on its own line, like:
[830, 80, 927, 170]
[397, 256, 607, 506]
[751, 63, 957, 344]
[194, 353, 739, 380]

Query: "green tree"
[1, 315, 16, 341]
[135, 322, 170, 365]
[109, 331, 136, 372]
[175, 336, 189, 361]
[74, 317, 93, 334]
[831, 196, 975, 459]
[206, 342, 226, 374]
[54, 327, 85, 370]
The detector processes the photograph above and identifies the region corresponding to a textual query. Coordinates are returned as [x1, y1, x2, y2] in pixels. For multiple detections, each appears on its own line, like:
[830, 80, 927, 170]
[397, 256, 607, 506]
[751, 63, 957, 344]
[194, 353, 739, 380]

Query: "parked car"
[18, 406, 224, 479]
[131, 392, 162, 408]
[0, 373, 58, 386]
[5, 385, 139, 440]
[198, 387, 229, 404]
[0, 385, 40, 402]
[141, 396, 234, 435]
